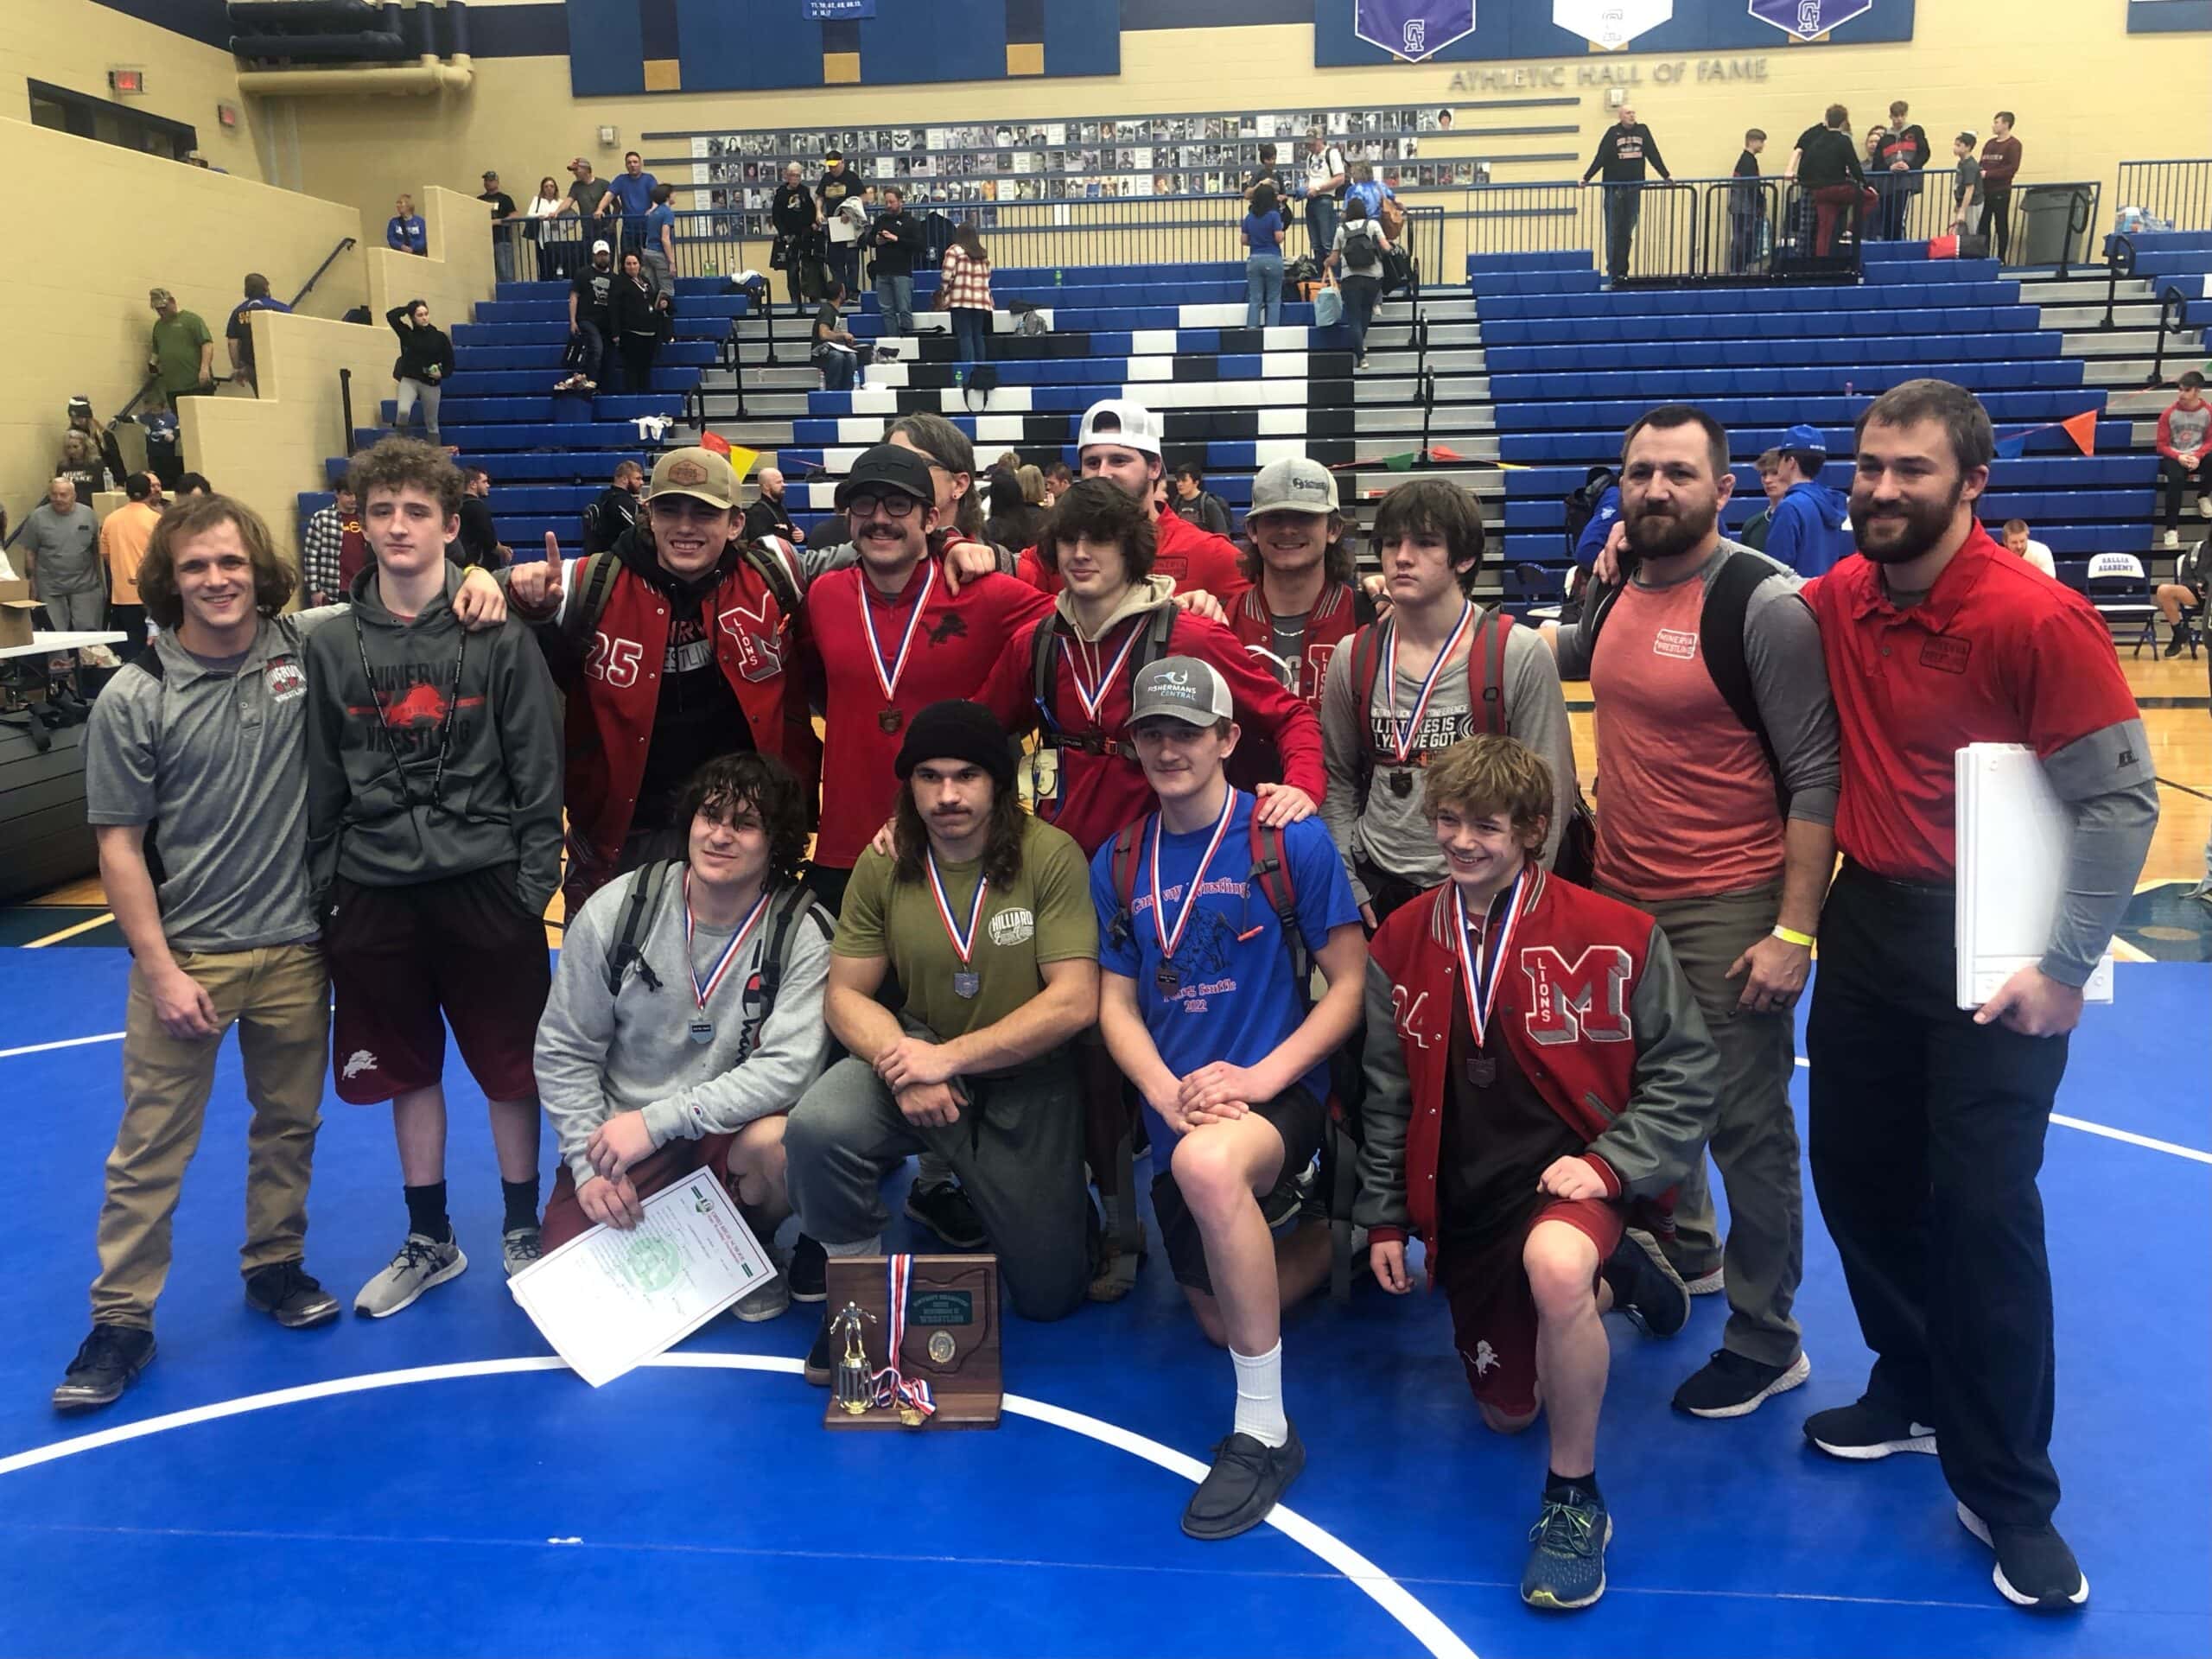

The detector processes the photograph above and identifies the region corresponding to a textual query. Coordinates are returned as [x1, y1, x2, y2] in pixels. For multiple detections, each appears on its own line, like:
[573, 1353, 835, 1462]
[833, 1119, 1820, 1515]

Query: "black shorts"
[1151, 1084, 1326, 1297]
[325, 863, 551, 1105]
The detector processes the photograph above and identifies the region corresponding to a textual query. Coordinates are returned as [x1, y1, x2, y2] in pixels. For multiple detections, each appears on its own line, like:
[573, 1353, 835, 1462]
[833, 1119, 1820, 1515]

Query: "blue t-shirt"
[645, 202, 676, 253]
[1091, 793, 1359, 1148]
[1243, 209, 1284, 253]
[608, 172, 658, 215]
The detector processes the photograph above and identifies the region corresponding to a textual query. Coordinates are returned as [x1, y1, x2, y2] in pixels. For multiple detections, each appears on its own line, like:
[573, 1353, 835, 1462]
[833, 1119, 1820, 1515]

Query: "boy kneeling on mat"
[1357, 735, 1719, 1611]
[533, 753, 834, 1321]
[1092, 658, 1367, 1541]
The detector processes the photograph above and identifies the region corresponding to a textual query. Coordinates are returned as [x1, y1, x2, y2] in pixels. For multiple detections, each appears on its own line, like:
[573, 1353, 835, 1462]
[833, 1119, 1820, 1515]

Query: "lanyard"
[1452, 864, 1531, 1051]
[925, 849, 988, 967]
[1384, 601, 1472, 764]
[683, 874, 772, 1012]
[860, 560, 936, 702]
[1059, 615, 1146, 724]
[1149, 788, 1239, 963]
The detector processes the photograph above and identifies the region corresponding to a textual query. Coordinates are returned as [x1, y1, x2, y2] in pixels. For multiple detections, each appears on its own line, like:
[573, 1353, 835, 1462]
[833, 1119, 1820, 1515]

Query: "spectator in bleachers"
[819, 151, 862, 297]
[1043, 460, 1074, 505]
[984, 462, 1043, 554]
[2154, 541, 2203, 657]
[605, 151, 658, 253]
[563, 157, 613, 232]
[1243, 143, 1281, 205]
[526, 175, 573, 279]
[386, 194, 427, 257]
[940, 222, 996, 367]
[2155, 371, 2210, 549]
[302, 481, 365, 607]
[584, 461, 645, 555]
[22, 478, 105, 636]
[1243, 182, 1287, 329]
[147, 289, 216, 406]
[1326, 194, 1389, 371]
[611, 249, 671, 395]
[1730, 130, 1768, 273]
[177, 474, 214, 499]
[642, 184, 678, 293]
[1344, 159, 1395, 226]
[1761, 426, 1853, 577]
[56, 430, 117, 506]
[1581, 105, 1671, 285]
[1948, 134, 1982, 236]
[559, 240, 617, 394]
[224, 274, 290, 397]
[812, 283, 861, 392]
[1979, 114, 2023, 263]
[1876, 102, 1931, 243]
[1788, 105, 1874, 258]
[1300, 127, 1349, 266]
[1171, 465, 1232, 537]
[2001, 519, 2056, 579]
[741, 467, 803, 548]
[100, 473, 163, 661]
[1739, 449, 1785, 550]
[64, 397, 129, 490]
[866, 184, 922, 340]
[385, 299, 454, 448]
[1320, 478, 1576, 926]
[452, 466, 506, 571]
[479, 172, 518, 284]
[772, 162, 820, 315]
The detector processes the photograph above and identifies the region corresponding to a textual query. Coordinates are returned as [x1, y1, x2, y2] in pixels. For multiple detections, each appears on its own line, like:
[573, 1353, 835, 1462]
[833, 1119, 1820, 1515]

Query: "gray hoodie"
[304, 560, 564, 911]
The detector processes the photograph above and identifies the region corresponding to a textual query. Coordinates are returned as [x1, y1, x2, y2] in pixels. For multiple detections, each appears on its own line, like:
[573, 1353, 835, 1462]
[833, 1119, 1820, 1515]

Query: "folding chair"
[2084, 551, 2160, 656]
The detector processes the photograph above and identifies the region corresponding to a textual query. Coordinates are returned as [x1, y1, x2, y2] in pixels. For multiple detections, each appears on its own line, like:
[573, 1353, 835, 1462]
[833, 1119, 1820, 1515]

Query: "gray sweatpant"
[1611, 881, 1806, 1369]
[784, 1046, 1089, 1323]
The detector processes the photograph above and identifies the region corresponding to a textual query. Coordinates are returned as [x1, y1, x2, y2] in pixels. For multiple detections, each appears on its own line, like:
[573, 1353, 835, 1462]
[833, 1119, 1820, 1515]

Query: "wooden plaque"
[821, 1254, 1002, 1430]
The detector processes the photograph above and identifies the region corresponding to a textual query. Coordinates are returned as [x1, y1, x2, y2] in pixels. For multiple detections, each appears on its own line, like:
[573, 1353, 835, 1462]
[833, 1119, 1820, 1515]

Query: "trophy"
[821, 1254, 1002, 1430]
[829, 1302, 876, 1416]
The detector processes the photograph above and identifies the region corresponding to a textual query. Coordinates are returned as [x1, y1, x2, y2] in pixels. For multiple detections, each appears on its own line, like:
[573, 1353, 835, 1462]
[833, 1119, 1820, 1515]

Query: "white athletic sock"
[1230, 1340, 1288, 1447]
[823, 1236, 880, 1257]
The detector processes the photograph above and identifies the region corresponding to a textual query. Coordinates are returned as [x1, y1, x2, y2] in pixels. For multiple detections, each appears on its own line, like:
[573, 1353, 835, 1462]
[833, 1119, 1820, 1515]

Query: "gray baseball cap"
[1249, 456, 1339, 516]
[1128, 657, 1233, 727]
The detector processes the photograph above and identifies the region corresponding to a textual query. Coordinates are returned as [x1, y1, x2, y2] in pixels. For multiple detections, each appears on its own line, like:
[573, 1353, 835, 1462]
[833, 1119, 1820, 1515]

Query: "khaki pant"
[1606, 882, 1805, 1370]
[91, 944, 330, 1329]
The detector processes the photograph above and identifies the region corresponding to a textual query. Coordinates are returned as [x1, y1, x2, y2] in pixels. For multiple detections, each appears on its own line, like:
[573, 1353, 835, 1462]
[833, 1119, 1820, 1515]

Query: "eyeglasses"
[845, 491, 920, 519]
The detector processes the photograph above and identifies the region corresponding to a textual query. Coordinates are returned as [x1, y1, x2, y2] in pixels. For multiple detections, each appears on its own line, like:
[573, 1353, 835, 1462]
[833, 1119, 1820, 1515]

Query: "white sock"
[1230, 1340, 1288, 1447]
[823, 1236, 880, 1258]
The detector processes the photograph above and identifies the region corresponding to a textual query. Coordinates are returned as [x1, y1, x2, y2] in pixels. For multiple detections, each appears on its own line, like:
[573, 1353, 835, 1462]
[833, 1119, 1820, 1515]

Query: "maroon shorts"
[1437, 1196, 1624, 1420]
[325, 864, 551, 1105]
[540, 1135, 737, 1252]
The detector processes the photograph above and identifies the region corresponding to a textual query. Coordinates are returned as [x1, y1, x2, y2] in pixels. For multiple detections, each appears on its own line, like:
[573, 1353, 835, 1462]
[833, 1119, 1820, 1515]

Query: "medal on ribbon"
[1058, 615, 1147, 727]
[1452, 863, 1530, 1088]
[683, 873, 773, 1044]
[925, 847, 988, 999]
[1148, 788, 1238, 998]
[1383, 601, 1473, 766]
[868, 1254, 937, 1426]
[861, 560, 936, 735]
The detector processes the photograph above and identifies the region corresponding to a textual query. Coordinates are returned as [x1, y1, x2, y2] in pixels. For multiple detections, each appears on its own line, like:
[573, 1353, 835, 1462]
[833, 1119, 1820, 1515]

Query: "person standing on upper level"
[1581, 105, 1669, 284]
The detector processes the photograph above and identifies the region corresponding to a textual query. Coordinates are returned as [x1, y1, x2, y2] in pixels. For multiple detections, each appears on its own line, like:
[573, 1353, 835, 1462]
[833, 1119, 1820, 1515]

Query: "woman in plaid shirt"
[939, 222, 995, 368]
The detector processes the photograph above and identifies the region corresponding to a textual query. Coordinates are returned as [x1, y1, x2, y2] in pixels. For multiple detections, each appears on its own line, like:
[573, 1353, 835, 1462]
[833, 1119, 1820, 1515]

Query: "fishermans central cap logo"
[665, 457, 711, 488]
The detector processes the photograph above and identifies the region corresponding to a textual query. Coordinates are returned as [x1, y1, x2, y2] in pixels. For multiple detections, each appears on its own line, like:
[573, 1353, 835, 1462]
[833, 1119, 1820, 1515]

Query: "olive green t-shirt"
[151, 311, 213, 395]
[834, 815, 1096, 1041]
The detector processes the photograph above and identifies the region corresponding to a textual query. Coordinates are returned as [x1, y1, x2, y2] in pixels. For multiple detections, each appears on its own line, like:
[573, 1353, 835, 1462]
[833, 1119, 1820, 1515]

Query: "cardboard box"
[0, 580, 35, 651]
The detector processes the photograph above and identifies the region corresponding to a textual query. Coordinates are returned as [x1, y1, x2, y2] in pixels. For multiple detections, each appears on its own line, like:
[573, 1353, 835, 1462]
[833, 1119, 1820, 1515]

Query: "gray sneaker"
[732, 1269, 791, 1323]
[353, 1232, 467, 1319]
[502, 1226, 543, 1278]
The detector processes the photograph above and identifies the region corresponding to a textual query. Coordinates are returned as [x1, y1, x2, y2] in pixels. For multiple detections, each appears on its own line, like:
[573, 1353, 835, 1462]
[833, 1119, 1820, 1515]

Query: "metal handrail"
[1417, 367, 1438, 461]
[2101, 233, 2138, 331]
[2146, 283, 2191, 389]
[2116, 158, 2212, 233]
[289, 235, 358, 310]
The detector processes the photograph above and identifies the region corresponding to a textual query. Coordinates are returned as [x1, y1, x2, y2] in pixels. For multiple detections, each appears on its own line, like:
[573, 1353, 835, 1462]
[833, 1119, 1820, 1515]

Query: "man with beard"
[1547, 404, 1839, 1421]
[583, 461, 645, 556]
[1801, 378, 2156, 1613]
[741, 467, 804, 548]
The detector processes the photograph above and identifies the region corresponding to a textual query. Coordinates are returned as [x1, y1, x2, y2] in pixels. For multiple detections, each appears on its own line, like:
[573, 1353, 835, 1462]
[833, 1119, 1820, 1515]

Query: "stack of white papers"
[1955, 743, 2115, 1010]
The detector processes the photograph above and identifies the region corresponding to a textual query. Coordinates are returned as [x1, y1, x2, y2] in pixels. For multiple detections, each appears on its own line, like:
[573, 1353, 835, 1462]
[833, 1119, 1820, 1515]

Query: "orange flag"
[1428, 443, 1468, 462]
[2059, 410, 2097, 456]
[696, 429, 733, 457]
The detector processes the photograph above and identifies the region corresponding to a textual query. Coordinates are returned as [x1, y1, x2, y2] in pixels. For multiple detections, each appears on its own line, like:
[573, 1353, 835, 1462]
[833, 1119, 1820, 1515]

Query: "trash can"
[2016, 183, 2092, 270]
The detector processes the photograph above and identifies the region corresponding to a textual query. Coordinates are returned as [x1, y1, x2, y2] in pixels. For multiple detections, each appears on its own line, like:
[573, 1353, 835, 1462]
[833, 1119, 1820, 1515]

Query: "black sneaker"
[52, 1324, 156, 1413]
[1602, 1229, 1689, 1338]
[2164, 629, 2189, 658]
[905, 1180, 987, 1249]
[786, 1235, 827, 1303]
[1673, 1349, 1812, 1418]
[803, 1307, 836, 1387]
[244, 1262, 341, 1330]
[1802, 1397, 1938, 1460]
[1181, 1422, 1306, 1540]
[1958, 1503, 2088, 1611]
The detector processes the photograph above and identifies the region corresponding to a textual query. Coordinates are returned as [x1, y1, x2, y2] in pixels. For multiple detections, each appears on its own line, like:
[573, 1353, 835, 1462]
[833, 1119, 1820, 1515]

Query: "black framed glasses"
[845, 490, 921, 520]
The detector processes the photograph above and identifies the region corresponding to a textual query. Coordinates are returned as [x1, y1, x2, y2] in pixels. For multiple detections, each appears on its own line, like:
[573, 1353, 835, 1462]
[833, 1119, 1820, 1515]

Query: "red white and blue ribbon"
[1384, 601, 1472, 764]
[868, 1253, 937, 1420]
[1059, 616, 1147, 724]
[1452, 862, 1531, 1050]
[683, 873, 772, 1015]
[1148, 787, 1239, 964]
[925, 849, 988, 968]
[860, 559, 936, 702]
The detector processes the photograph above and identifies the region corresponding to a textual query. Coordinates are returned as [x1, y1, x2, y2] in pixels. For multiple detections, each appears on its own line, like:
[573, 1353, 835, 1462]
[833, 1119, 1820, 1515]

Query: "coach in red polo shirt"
[1801, 379, 2157, 1614]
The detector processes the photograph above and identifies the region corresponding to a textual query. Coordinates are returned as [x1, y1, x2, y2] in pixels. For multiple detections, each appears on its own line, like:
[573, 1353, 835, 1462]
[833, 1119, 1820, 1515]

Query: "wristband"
[1771, 925, 1815, 948]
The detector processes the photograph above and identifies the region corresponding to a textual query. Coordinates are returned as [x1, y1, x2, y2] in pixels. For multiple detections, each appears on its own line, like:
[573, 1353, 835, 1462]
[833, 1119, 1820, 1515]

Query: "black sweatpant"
[2158, 455, 2210, 529]
[1806, 861, 2069, 1528]
[1977, 187, 2011, 261]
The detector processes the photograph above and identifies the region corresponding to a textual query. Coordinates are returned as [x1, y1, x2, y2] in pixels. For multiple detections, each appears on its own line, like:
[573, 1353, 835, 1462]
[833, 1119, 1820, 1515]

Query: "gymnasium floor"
[0, 660, 2204, 1659]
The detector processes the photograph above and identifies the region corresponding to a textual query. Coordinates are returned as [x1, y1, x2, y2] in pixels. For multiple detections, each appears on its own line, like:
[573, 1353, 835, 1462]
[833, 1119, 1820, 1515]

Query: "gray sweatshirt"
[535, 869, 834, 1192]
[1319, 608, 1577, 904]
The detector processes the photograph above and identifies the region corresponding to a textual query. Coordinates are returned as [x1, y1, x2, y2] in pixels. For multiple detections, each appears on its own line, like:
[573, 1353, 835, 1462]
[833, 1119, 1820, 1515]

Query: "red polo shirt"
[1806, 527, 2143, 883]
[1014, 505, 1252, 604]
[804, 561, 1056, 868]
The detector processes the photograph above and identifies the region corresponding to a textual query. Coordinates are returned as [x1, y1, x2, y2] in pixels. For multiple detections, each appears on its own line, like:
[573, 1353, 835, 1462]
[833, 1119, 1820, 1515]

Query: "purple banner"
[1746, 0, 1874, 38]
[1353, 0, 1478, 60]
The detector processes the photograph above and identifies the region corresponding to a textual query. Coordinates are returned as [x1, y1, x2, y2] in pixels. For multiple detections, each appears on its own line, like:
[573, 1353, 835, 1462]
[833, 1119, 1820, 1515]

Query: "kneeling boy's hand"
[577, 1173, 644, 1230]
[876, 1035, 954, 1090]
[587, 1109, 654, 1179]
[1370, 1238, 1412, 1294]
[895, 1080, 962, 1129]
[1178, 1061, 1262, 1117]
[1536, 1155, 1606, 1202]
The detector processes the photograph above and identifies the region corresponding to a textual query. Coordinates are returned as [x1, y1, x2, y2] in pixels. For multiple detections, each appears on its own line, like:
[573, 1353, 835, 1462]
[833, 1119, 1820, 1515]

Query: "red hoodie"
[1015, 504, 1252, 605]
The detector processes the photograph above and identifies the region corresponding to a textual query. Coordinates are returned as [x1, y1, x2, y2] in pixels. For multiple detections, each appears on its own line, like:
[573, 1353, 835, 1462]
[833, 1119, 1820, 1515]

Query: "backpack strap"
[602, 859, 674, 996]
[1030, 613, 1065, 728]
[1468, 607, 1512, 737]
[755, 882, 833, 1025]
[738, 536, 805, 622]
[1245, 814, 1310, 1002]
[1699, 550, 1789, 812]
[1347, 620, 1389, 765]
[1105, 818, 1147, 950]
[562, 551, 620, 649]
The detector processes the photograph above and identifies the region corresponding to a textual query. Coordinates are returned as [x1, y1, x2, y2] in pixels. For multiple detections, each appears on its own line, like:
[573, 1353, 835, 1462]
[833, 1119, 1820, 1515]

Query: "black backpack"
[601, 861, 832, 1052]
[1027, 605, 1179, 753]
[1341, 223, 1380, 266]
[1561, 466, 1619, 557]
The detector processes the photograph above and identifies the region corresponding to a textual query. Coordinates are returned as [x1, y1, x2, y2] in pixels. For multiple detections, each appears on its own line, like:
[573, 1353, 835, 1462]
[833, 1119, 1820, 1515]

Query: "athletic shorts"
[1151, 1084, 1325, 1297]
[1438, 1196, 1624, 1420]
[539, 1133, 741, 1252]
[325, 863, 551, 1105]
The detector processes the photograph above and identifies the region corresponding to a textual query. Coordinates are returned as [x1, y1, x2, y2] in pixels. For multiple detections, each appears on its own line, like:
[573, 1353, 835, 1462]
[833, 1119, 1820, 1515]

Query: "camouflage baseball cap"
[647, 447, 739, 510]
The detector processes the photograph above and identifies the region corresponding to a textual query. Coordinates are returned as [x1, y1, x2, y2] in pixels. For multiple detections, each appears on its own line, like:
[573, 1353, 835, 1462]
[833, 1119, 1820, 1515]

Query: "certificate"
[508, 1167, 777, 1388]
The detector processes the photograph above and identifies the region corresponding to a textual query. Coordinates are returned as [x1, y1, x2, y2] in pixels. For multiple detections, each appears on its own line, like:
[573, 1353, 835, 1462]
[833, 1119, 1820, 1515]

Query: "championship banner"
[1747, 0, 1876, 40]
[1353, 0, 1478, 61]
[1553, 0, 1673, 49]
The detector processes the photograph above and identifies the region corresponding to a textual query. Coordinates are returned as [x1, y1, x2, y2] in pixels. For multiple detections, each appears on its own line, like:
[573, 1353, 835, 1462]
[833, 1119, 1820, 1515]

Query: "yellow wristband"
[1771, 925, 1816, 949]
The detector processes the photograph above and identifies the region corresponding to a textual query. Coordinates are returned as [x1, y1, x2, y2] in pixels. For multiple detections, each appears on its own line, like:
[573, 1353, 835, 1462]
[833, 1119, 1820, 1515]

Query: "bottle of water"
[955, 368, 965, 389]
[1054, 268, 1064, 287]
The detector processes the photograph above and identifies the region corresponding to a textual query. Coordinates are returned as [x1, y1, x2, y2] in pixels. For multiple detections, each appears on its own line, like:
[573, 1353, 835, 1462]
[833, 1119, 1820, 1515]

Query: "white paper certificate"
[508, 1167, 777, 1388]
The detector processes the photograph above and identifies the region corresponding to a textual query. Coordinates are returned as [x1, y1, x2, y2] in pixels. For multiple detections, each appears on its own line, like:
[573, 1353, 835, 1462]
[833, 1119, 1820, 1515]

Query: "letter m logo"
[1520, 945, 1633, 1046]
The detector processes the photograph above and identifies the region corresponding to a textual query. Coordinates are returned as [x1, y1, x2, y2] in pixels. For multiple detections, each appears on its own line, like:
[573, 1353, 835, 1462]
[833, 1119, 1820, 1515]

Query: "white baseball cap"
[1128, 657, 1233, 727]
[592, 238, 612, 253]
[1249, 456, 1339, 515]
[1077, 397, 1163, 458]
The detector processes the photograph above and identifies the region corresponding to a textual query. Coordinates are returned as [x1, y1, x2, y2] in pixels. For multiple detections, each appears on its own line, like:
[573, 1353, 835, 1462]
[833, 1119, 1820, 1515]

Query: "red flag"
[2059, 410, 2097, 456]
[1427, 443, 1468, 463]
[697, 429, 733, 457]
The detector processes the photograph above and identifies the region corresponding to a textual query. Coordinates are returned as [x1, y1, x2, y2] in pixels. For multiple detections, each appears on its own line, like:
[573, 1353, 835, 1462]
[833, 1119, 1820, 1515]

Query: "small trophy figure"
[830, 1302, 875, 1416]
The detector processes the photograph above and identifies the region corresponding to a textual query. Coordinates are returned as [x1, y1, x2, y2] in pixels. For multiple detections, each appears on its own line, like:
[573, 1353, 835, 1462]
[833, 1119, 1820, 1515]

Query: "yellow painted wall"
[1, 0, 263, 179]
